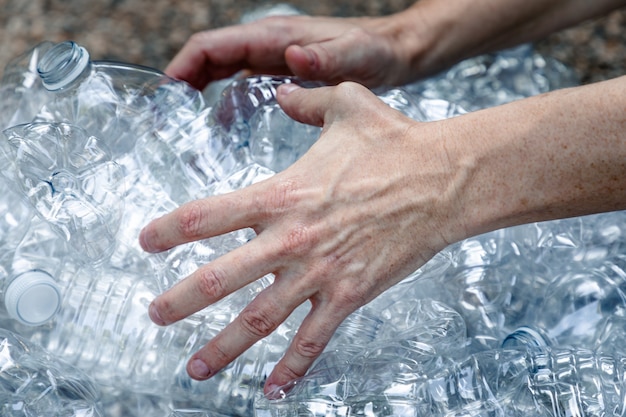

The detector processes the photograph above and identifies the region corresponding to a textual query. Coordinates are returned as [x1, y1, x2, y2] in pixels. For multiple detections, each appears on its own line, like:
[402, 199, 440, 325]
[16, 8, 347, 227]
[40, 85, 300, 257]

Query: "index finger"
[139, 185, 264, 253]
[165, 21, 294, 89]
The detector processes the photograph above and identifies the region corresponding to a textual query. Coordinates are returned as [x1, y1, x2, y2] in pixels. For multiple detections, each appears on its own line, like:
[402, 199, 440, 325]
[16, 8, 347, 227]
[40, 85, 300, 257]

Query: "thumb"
[276, 82, 367, 127]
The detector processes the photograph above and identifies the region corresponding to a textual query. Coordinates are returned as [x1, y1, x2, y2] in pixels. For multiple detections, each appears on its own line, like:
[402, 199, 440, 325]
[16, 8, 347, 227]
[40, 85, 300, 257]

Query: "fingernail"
[278, 83, 300, 96]
[149, 302, 166, 326]
[300, 46, 316, 68]
[138, 228, 154, 252]
[189, 358, 211, 379]
[265, 383, 281, 399]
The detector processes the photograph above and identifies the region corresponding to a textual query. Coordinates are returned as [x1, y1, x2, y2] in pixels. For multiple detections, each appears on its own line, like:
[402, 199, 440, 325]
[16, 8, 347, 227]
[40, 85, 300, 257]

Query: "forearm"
[394, 0, 626, 80]
[439, 75, 626, 242]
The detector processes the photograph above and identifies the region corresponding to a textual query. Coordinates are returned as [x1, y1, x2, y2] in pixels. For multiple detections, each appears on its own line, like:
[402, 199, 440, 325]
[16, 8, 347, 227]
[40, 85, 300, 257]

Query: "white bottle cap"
[5, 270, 61, 326]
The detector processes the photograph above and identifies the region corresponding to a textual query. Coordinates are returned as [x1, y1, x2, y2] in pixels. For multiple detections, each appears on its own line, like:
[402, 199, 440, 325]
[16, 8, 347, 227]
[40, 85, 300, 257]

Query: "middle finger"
[149, 232, 280, 325]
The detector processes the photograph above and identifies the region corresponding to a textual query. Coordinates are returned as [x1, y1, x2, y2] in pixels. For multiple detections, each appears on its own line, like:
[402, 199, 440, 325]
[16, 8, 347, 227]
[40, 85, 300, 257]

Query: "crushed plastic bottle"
[2, 122, 125, 264]
[33, 40, 205, 159]
[258, 346, 626, 417]
[0, 41, 54, 131]
[510, 261, 626, 350]
[210, 75, 323, 172]
[2, 217, 63, 328]
[404, 44, 579, 113]
[3, 23, 624, 417]
[0, 327, 103, 417]
[5, 255, 273, 416]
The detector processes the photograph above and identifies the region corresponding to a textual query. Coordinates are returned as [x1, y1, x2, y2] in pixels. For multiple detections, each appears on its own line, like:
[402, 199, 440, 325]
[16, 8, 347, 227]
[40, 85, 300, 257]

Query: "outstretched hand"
[164, 13, 422, 90]
[139, 81, 466, 393]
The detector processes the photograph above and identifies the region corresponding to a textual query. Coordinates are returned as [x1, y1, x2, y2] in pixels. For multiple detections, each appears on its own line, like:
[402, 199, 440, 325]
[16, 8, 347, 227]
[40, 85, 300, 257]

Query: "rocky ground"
[0, 0, 624, 84]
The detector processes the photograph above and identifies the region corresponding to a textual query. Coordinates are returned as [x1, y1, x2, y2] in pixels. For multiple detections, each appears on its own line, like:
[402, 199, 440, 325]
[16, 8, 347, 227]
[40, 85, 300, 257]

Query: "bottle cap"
[5, 270, 61, 326]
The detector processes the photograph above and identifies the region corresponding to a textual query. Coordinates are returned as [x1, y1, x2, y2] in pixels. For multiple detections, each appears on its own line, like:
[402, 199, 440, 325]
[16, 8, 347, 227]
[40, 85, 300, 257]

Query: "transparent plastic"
[210, 75, 323, 172]
[12, 260, 273, 416]
[257, 347, 626, 417]
[3, 122, 125, 264]
[0, 328, 103, 416]
[0, 41, 55, 131]
[33, 41, 205, 159]
[3, 34, 624, 417]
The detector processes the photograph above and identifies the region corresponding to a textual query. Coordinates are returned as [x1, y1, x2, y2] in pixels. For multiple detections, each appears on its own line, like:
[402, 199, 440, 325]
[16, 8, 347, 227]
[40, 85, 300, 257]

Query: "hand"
[139, 81, 466, 393]
[164, 13, 422, 90]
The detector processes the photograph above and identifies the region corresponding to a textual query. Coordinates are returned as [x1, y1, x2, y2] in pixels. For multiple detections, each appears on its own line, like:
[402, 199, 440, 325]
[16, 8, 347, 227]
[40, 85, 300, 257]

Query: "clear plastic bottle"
[257, 299, 468, 416]
[13, 259, 271, 417]
[403, 44, 578, 113]
[512, 262, 626, 350]
[1, 217, 63, 328]
[209, 75, 322, 173]
[2, 121, 125, 264]
[256, 346, 626, 417]
[0, 177, 57, 329]
[0, 41, 55, 131]
[0, 327, 103, 417]
[423, 231, 523, 352]
[33, 40, 205, 158]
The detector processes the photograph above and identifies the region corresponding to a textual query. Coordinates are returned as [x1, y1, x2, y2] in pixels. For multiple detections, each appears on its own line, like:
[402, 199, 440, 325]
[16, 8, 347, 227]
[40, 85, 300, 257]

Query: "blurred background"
[0, 0, 624, 84]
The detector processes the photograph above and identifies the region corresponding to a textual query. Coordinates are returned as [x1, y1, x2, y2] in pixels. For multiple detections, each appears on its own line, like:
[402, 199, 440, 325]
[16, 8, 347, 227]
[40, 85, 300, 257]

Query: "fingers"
[149, 232, 278, 325]
[185, 280, 311, 380]
[165, 15, 397, 90]
[263, 303, 345, 395]
[165, 21, 295, 89]
[139, 186, 264, 253]
[185, 272, 347, 388]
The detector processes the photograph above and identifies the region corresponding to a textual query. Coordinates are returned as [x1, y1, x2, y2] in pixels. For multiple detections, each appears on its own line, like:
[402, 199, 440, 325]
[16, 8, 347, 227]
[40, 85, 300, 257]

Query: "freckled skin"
[142, 0, 626, 395]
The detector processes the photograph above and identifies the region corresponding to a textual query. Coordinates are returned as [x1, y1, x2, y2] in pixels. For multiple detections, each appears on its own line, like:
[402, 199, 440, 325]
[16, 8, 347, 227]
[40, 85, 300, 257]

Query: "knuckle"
[293, 335, 326, 359]
[176, 201, 206, 239]
[347, 27, 376, 46]
[257, 15, 290, 28]
[188, 31, 211, 48]
[257, 14, 306, 33]
[195, 267, 227, 301]
[279, 224, 315, 257]
[334, 289, 368, 309]
[275, 363, 302, 382]
[334, 81, 367, 100]
[326, 277, 370, 309]
[265, 178, 298, 212]
[239, 308, 277, 338]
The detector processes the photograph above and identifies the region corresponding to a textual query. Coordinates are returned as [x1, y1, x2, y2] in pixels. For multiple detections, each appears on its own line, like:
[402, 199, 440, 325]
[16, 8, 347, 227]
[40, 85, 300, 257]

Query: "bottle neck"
[37, 41, 91, 91]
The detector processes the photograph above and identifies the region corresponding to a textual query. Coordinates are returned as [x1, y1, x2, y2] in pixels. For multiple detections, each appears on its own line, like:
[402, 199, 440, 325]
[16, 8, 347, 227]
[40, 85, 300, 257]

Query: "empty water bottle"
[1, 217, 63, 328]
[259, 346, 626, 417]
[0, 41, 54, 131]
[210, 75, 322, 172]
[0, 327, 102, 417]
[33, 40, 205, 158]
[2, 121, 125, 264]
[10, 259, 271, 416]
[404, 44, 578, 113]
[513, 262, 626, 350]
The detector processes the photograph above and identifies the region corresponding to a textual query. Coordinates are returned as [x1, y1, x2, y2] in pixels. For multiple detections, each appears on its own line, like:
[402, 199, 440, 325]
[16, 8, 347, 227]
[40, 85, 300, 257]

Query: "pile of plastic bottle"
[2, 10, 626, 417]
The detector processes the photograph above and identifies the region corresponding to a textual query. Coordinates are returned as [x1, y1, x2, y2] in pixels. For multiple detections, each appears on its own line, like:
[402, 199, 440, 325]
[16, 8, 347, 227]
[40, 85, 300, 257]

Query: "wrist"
[389, 0, 476, 81]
